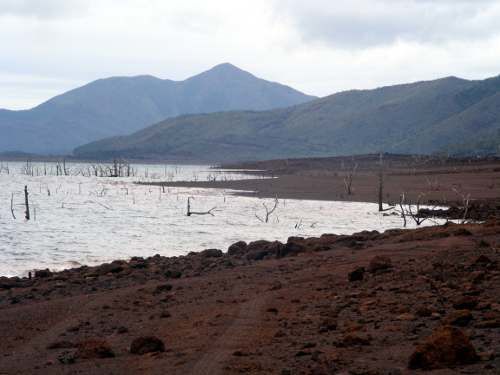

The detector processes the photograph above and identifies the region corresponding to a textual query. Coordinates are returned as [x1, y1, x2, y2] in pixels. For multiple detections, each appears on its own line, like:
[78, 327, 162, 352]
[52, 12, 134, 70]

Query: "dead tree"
[398, 193, 407, 227]
[378, 153, 384, 211]
[10, 193, 16, 219]
[343, 163, 357, 195]
[24, 185, 30, 220]
[186, 197, 216, 216]
[255, 197, 279, 223]
[395, 193, 436, 227]
[452, 187, 471, 224]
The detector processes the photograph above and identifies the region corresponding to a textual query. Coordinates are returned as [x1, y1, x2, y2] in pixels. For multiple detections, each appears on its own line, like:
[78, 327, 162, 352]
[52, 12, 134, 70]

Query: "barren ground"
[1, 222, 499, 374]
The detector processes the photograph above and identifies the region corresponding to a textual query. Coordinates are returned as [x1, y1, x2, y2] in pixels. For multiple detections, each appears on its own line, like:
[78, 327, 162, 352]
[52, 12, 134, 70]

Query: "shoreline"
[142, 155, 500, 207]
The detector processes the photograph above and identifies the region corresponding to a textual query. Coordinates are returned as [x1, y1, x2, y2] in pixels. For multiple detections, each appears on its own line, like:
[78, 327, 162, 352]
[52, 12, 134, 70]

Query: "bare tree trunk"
[24, 185, 30, 220]
[10, 193, 16, 219]
[399, 193, 407, 227]
[378, 153, 384, 212]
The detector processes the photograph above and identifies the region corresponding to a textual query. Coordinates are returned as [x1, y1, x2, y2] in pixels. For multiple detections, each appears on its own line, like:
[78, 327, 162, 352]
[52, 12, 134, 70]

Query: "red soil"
[1, 221, 500, 374]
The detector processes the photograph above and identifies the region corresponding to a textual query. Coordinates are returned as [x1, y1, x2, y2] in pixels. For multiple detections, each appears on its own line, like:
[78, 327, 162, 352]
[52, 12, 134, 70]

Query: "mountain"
[0, 63, 315, 154]
[74, 74, 500, 162]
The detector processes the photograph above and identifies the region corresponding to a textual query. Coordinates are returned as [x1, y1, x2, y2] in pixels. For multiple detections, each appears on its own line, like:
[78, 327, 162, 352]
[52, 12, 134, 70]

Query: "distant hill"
[0, 63, 315, 154]
[75, 74, 500, 162]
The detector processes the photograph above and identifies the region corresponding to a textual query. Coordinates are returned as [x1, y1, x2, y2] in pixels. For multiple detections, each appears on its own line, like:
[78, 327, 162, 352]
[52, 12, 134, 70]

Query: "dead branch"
[256, 196, 279, 223]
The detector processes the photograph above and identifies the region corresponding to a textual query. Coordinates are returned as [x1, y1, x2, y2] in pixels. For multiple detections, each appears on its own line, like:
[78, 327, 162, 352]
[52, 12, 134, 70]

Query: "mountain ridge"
[74, 74, 500, 161]
[0, 63, 315, 154]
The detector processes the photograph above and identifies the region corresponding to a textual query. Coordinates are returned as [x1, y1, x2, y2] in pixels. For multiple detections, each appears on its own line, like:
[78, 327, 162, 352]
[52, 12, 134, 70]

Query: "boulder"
[227, 241, 247, 256]
[408, 326, 478, 370]
[278, 237, 307, 258]
[245, 240, 283, 261]
[367, 256, 393, 273]
[130, 336, 165, 355]
[35, 269, 52, 278]
[200, 249, 223, 258]
[348, 267, 365, 282]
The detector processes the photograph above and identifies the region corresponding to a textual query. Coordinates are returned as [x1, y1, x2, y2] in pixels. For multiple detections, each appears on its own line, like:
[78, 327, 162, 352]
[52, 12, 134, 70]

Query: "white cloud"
[0, 0, 499, 109]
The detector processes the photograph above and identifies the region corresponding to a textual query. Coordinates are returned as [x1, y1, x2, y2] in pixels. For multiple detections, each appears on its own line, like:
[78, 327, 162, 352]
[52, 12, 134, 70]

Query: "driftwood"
[186, 197, 216, 216]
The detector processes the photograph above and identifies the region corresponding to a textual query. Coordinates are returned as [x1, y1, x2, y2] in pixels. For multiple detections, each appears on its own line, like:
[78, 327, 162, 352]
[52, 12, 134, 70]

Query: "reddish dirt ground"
[1, 221, 500, 374]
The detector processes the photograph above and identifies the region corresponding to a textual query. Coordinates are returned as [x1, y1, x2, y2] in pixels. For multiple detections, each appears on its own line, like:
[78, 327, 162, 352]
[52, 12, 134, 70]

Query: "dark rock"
[130, 261, 147, 269]
[164, 270, 182, 279]
[415, 306, 433, 318]
[246, 250, 269, 261]
[453, 228, 472, 236]
[453, 296, 479, 310]
[348, 267, 365, 282]
[0, 277, 17, 290]
[368, 256, 393, 273]
[408, 326, 478, 370]
[97, 262, 125, 275]
[116, 326, 128, 334]
[57, 350, 76, 365]
[227, 241, 247, 256]
[475, 319, 500, 329]
[278, 237, 307, 258]
[35, 269, 52, 278]
[245, 240, 284, 261]
[200, 249, 223, 258]
[130, 336, 165, 355]
[318, 318, 337, 333]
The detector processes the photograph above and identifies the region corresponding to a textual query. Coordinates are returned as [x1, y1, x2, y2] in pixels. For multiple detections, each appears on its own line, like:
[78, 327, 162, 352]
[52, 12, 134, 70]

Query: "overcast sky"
[1, 0, 500, 109]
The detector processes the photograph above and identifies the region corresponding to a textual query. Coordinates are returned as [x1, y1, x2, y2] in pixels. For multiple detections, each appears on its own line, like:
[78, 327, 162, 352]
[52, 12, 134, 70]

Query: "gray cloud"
[0, 0, 499, 109]
[274, 0, 500, 48]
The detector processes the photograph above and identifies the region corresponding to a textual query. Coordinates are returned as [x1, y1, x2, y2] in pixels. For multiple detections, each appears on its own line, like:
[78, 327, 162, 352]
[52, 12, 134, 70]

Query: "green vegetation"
[75, 75, 500, 161]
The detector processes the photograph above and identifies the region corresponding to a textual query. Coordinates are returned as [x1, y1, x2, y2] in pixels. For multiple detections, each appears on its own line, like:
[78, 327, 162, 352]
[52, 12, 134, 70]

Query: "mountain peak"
[210, 62, 244, 72]
[191, 63, 255, 81]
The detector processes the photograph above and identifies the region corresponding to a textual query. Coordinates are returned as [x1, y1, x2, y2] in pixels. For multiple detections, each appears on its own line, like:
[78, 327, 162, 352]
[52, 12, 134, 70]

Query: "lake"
[0, 161, 440, 277]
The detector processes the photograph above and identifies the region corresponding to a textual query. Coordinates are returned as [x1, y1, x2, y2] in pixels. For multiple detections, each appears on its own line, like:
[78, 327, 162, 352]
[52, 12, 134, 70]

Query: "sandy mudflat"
[148, 154, 500, 206]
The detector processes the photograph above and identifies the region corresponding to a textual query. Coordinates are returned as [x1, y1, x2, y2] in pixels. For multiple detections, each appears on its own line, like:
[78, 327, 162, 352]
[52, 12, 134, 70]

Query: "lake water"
[0, 161, 440, 277]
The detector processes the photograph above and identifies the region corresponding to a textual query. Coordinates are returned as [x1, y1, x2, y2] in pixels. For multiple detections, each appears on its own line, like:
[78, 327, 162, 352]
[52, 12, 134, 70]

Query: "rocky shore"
[1, 220, 499, 374]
